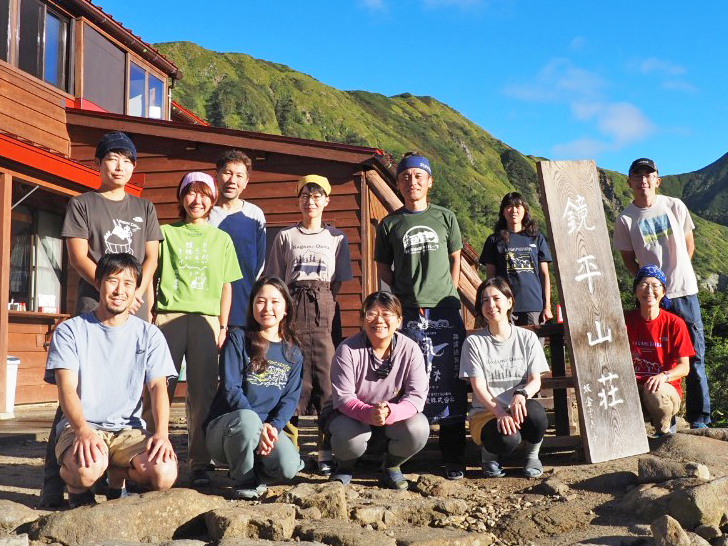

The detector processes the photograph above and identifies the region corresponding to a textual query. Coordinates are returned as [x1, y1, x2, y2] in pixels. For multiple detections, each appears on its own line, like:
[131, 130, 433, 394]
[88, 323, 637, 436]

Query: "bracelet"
[662, 371, 670, 381]
[220, 325, 228, 331]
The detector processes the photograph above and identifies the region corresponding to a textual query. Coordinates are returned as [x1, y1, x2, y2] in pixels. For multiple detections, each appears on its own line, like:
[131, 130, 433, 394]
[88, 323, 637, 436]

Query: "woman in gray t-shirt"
[459, 278, 550, 478]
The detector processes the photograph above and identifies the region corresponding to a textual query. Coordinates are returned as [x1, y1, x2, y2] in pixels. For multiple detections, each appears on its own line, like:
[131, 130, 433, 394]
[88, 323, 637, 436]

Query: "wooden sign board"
[537, 160, 649, 463]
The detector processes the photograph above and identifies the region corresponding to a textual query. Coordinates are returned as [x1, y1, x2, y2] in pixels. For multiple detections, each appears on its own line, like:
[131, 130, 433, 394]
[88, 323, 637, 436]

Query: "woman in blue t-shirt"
[204, 276, 304, 499]
[479, 192, 553, 326]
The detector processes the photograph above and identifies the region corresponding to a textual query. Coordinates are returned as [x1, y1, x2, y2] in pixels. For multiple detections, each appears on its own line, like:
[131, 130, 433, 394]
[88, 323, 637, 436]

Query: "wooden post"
[0, 172, 11, 414]
[537, 160, 649, 463]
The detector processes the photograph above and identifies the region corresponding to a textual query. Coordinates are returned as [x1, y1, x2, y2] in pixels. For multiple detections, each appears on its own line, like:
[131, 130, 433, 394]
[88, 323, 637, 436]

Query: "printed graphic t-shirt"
[614, 195, 698, 298]
[209, 202, 267, 326]
[264, 224, 352, 285]
[62, 192, 163, 314]
[375, 205, 462, 309]
[459, 325, 549, 415]
[157, 222, 242, 316]
[479, 231, 552, 313]
[624, 309, 695, 398]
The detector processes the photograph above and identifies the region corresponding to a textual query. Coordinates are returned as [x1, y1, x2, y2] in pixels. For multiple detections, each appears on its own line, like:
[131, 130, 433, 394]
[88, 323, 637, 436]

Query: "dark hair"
[95, 252, 142, 289]
[215, 149, 252, 176]
[475, 277, 515, 323]
[245, 276, 299, 374]
[299, 182, 327, 196]
[98, 149, 136, 163]
[494, 192, 538, 244]
[176, 177, 216, 220]
[360, 291, 403, 320]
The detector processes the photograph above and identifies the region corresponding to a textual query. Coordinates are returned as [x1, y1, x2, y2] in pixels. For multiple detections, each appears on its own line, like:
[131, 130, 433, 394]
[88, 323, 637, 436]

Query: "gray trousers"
[205, 409, 302, 484]
[328, 412, 430, 464]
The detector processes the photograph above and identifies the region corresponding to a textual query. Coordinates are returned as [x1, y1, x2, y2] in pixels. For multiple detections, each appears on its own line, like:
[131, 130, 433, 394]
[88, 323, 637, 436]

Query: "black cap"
[628, 158, 657, 175]
[95, 131, 137, 163]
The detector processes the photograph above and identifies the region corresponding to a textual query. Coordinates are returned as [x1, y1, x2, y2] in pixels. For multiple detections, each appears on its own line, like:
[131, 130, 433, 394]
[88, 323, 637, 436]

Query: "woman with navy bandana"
[624, 265, 693, 436]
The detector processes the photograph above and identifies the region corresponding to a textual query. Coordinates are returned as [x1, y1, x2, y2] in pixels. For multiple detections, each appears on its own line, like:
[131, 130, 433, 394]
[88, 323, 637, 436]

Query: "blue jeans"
[670, 295, 711, 425]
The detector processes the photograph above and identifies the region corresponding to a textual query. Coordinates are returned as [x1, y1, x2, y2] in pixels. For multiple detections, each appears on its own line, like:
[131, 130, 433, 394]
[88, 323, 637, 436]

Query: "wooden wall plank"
[0, 172, 11, 412]
[537, 160, 649, 463]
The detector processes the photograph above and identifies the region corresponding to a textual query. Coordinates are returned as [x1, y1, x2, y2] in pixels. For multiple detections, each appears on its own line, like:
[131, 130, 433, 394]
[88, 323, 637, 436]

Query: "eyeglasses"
[299, 192, 326, 202]
[629, 172, 657, 181]
[638, 282, 663, 291]
[364, 311, 398, 321]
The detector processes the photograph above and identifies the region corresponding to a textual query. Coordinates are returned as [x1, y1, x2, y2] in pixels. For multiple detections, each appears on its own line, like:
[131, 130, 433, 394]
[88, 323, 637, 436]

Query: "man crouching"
[45, 252, 178, 507]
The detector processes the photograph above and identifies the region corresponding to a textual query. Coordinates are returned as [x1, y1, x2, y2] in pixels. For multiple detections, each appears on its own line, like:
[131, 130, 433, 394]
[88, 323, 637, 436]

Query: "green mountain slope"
[155, 41, 728, 292]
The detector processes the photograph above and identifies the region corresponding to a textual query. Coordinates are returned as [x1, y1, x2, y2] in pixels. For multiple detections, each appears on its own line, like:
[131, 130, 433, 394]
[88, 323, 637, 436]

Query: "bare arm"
[376, 261, 393, 288]
[643, 356, 690, 393]
[619, 250, 640, 276]
[66, 238, 97, 287]
[450, 250, 461, 287]
[145, 376, 175, 462]
[55, 368, 106, 467]
[685, 230, 695, 260]
[129, 240, 160, 316]
[539, 261, 553, 322]
[218, 282, 232, 350]
[484, 264, 496, 279]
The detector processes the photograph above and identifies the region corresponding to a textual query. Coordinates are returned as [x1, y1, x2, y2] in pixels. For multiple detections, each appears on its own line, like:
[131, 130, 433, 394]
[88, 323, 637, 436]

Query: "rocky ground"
[1, 409, 727, 546]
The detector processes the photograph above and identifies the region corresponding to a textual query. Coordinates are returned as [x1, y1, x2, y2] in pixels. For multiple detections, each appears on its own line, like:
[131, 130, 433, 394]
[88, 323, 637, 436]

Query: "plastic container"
[2, 356, 19, 419]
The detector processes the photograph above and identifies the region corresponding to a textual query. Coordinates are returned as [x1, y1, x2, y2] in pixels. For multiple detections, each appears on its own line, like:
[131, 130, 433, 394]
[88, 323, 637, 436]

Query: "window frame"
[126, 54, 167, 120]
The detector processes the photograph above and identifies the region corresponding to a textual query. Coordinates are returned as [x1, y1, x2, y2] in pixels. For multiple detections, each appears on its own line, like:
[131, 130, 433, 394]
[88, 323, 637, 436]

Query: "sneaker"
[482, 460, 505, 478]
[690, 422, 709, 429]
[444, 464, 465, 481]
[190, 469, 211, 487]
[231, 482, 268, 500]
[68, 490, 97, 509]
[39, 481, 66, 509]
[381, 469, 409, 490]
[523, 458, 543, 478]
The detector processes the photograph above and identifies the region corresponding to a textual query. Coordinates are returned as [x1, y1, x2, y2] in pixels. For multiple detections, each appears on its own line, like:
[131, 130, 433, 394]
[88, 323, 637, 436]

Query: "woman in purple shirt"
[327, 292, 430, 490]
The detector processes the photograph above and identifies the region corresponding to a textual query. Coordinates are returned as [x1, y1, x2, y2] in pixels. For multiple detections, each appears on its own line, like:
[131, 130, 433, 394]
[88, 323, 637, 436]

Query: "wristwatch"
[513, 388, 529, 399]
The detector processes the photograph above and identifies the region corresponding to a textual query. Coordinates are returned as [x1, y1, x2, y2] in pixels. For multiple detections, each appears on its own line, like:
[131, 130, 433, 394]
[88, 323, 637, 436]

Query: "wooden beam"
[537, 160, 649, 463]
[0, 172, 11, 413]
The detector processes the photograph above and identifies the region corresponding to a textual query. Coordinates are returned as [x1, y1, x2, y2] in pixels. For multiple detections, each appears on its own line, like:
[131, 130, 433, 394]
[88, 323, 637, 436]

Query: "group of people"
[39, 131, 710, 508]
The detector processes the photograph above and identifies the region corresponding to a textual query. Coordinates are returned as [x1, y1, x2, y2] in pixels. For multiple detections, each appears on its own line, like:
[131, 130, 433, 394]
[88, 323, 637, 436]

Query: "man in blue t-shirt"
[44, 253, 178, 507]
[208, 150, 266, 325]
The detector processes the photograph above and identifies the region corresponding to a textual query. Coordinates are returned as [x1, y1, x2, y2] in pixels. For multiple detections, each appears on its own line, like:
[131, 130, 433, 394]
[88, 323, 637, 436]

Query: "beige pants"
[155, 312, 219, 471]
[56, 427, 149, 467]
[640, 382, 681, 434]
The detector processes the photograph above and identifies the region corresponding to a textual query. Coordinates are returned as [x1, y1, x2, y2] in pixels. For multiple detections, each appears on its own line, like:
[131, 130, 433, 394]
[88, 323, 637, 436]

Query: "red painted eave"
[171, 101, 209, 126]
[0, 133, 99, 189]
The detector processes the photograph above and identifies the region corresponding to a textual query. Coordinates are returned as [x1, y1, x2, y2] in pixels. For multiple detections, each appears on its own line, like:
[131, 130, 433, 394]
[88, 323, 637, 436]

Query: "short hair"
[300, 182, 328, 196]
[216, 149, 252, 176]
[360, 291, 403, 320]
[177, 177, 217, 220]
[475, 277, 515, 323]
[95, 253, 142, 289]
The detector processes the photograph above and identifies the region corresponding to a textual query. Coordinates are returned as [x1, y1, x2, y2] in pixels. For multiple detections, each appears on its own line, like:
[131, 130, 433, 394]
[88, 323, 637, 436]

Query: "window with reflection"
[128, 61, 166, 119]
[0, 0, 9, 61]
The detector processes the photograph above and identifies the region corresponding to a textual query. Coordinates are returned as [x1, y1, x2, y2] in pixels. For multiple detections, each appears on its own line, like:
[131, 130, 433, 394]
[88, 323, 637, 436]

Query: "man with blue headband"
[614, 158, 711, 429]
[374, 152, 467, 480]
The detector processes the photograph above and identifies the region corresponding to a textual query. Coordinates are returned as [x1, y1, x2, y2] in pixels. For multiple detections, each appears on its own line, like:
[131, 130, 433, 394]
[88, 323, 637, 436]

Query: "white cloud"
[598, 103, 654, 143]
[570, 37, 586, 51]
[638, 57, 686, 76]
[504, 58, 606, 103]
[661, 80, 698, 93]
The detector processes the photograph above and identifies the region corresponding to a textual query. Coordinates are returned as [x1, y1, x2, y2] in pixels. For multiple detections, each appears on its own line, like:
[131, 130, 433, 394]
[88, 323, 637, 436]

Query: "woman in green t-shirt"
[154, 172, 243, 487]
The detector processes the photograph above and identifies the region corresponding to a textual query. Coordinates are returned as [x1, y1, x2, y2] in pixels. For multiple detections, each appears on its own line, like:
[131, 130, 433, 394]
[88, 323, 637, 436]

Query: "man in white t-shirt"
[45, 253, 178, 507]
[613, 158, 710, 428]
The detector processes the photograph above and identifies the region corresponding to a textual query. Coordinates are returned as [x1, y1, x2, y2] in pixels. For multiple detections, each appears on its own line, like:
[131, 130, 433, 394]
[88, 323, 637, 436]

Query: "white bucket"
[1, 356, 19, 419]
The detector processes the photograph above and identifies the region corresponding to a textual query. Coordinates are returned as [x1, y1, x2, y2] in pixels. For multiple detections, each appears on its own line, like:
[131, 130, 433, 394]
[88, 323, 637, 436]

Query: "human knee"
[481, 423, 521, 455]
[63, 454, 108, 488]
[389, 414, 430, 454]
[330, 416, 370, 460]
[147, 461, 178, 491]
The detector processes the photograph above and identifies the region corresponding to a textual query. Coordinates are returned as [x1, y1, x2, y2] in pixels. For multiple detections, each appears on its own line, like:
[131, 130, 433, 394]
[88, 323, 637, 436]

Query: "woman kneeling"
[204, 277, 304, 499]
[460, 278, 550, 478]
[327, 292, 430, 489]
[625, 265, 692, 437]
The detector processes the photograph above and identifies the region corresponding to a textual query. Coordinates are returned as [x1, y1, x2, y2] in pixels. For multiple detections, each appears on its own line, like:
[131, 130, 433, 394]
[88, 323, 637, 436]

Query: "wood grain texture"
[537, 160, 648, 463]
[0, 173, 11, 411]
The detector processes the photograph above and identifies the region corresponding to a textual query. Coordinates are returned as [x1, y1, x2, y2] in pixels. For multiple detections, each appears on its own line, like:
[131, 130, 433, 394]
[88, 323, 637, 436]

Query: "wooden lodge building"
[0, 0, 483, 412]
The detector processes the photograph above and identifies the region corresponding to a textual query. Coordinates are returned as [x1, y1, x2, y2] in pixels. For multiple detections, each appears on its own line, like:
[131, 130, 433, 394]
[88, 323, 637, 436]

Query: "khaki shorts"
[55, 427, 150, 467]
[468, 411, 496, 446]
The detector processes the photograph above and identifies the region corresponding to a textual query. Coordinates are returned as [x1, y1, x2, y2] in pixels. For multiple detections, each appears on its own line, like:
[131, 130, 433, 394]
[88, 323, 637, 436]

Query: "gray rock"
[0, 500, 38, 534]
[695, 525, 722, 540]
[533, 477, 570, 496]
[277, 482, 348, 519]
[29, 488, 226, 545]
[296, 519, 397, 546]
[629, 523, 653, 536]
[639, 457, 711, 483]
[687, 532, 713, 546]
[668, 477, 728, 529]
[205, 504, 296, 541]
[351, 505, 385, 525]
[616, 483, 673, 522]
[413, 475, 466, 498]
[393, 527, 496, 545]
[651, 515, 691, 546]
[0, 534, 29, 546]
[494, 502, 593, 544]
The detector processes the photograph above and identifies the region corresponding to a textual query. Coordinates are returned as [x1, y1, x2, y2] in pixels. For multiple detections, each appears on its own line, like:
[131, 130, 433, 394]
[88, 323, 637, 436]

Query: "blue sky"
[97, 0, 726, 176]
